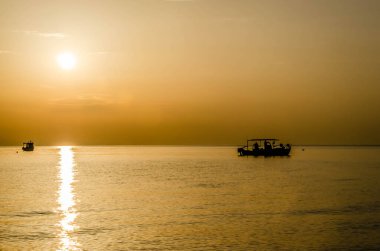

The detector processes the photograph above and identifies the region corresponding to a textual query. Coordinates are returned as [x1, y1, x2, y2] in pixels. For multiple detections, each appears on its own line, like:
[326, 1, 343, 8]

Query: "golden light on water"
[58, 146, 80, 251]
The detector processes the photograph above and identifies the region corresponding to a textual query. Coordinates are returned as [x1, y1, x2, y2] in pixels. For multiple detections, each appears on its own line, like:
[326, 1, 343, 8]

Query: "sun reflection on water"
[58, 146, 80, 251]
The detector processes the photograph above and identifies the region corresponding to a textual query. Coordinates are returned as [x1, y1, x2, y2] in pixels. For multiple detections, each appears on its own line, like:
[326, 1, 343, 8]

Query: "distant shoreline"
[293, 144, 380, 147]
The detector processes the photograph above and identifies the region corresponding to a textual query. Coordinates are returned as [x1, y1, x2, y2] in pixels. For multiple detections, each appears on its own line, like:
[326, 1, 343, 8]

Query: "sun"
[57, 52, 77, 70]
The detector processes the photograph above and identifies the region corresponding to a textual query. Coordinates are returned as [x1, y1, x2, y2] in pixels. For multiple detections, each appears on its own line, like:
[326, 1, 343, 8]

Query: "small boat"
[22, 141, 34, 151]
[238, 138, 291, 156]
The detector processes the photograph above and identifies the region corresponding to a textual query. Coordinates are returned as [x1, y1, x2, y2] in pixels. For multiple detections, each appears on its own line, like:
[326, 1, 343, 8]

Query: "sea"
[0, 146, 380, 251]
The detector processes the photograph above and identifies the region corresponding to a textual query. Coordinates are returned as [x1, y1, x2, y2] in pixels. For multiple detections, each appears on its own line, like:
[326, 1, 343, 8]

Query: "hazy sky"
[0, 0, 379, 145]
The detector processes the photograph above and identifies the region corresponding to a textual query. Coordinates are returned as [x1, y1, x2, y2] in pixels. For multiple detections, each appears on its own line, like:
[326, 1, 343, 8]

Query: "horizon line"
[2, 144, 380, 147]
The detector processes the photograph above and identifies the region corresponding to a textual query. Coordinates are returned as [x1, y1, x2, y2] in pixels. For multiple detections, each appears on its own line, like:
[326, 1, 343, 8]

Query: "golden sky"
[0, 0, 379, 145]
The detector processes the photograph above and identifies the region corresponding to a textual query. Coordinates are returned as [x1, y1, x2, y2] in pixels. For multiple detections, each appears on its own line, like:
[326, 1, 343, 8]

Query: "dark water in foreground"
[0, 146, 380, 250]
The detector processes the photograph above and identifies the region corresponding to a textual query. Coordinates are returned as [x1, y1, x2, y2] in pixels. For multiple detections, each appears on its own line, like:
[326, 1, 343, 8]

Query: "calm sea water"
[1, 146, 380, 250]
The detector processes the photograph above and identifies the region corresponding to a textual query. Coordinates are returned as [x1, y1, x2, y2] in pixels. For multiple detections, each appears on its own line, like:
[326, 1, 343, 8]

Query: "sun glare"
[57, 52, 77, 70]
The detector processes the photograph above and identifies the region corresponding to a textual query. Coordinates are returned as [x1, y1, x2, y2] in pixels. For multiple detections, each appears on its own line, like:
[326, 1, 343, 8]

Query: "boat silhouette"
[22, 141, 34, 151]
[238, 138, 291, 156]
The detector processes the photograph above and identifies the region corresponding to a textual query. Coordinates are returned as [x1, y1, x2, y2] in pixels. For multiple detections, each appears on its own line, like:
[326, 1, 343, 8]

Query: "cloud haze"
[12, 30, 68, 39]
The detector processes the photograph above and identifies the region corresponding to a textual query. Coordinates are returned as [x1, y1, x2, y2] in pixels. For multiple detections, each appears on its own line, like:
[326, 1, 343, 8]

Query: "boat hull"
[22, 147, 34, 151]
[237, 147, 291, 156]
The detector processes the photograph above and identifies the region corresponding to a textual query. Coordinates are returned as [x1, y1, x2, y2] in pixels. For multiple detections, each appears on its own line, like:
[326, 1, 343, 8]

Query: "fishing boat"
[22, 141, 34, 151]
[237, 138, 291, 156]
